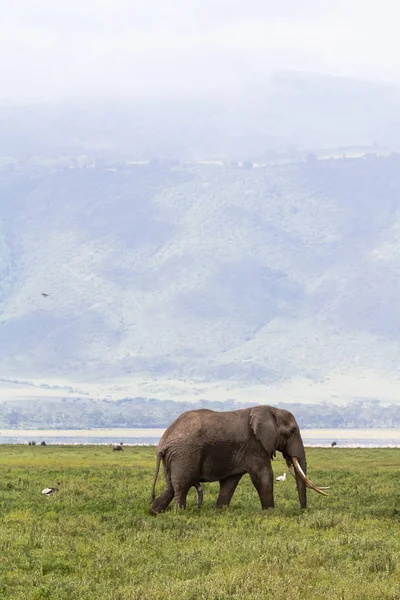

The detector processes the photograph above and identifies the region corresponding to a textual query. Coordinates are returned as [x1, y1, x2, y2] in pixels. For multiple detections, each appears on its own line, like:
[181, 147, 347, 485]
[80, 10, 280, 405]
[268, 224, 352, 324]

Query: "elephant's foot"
[149, 502, 165, 515]
[150, 488, 174, 515]
[261, 502, 275, 510]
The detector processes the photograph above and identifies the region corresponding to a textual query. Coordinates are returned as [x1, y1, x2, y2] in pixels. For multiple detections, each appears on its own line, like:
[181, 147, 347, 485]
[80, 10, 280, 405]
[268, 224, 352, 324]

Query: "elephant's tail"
[151, 453, 162, 501]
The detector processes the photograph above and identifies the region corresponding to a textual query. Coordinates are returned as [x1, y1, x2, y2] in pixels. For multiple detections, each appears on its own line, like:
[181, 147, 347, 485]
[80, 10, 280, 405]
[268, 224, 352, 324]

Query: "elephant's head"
[249, 406, 328, 509]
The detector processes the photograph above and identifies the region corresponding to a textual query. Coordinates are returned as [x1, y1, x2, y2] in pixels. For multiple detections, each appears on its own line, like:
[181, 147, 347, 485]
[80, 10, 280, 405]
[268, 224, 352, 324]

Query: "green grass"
[0, 446, 399, 599]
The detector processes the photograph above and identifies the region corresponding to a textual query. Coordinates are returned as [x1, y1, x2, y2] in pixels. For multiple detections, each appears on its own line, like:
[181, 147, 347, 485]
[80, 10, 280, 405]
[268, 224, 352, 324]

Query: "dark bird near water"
[331, 441, 337, 447]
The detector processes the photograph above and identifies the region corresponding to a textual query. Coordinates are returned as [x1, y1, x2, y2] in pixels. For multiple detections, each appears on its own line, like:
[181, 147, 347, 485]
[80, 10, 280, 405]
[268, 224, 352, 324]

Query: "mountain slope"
[1, 156, 400, 401]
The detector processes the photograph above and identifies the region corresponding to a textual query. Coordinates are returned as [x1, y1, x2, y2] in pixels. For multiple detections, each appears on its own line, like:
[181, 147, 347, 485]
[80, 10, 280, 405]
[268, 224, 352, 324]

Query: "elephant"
[150, 405, 328, 514]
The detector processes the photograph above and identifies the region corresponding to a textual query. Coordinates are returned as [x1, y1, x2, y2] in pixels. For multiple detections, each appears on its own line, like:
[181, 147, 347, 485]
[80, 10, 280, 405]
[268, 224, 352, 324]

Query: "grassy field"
[0, 446, 399, 600]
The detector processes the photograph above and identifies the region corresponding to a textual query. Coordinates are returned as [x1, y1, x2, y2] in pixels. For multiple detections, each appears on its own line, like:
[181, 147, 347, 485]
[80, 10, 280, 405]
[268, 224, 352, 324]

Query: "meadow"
[0, 445, 399, 600]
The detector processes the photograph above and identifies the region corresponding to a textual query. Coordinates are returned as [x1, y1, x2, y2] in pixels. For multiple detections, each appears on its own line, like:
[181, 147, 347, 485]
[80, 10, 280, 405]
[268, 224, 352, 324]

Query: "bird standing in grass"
[42, 487, 58, 495]
[276, 473, 287, 482]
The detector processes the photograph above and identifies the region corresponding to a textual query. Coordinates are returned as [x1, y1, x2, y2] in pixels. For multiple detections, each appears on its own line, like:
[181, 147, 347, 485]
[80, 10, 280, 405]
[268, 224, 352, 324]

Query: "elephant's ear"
[249, 406, 278, 458]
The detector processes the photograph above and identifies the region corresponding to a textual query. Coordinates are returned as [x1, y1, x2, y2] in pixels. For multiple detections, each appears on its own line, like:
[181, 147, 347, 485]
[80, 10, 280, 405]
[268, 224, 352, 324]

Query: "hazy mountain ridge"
[2, 71, 400, 159]
[1, 153, 400, 402]
[1, 396, 399, 429]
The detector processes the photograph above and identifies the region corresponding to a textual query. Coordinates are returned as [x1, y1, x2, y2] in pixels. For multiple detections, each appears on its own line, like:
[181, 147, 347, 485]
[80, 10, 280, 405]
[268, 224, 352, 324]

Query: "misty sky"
[1, 0, 399, 102]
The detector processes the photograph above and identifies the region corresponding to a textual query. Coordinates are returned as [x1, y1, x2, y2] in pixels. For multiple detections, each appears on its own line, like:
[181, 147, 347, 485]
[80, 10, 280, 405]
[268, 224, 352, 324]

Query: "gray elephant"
[150, 405, 328, 514]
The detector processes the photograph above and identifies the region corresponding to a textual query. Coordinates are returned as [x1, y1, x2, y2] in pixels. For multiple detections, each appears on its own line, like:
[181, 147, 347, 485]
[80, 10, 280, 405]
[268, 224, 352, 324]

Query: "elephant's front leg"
[216, 474, 243, 508]
[248, 463, 275, 509]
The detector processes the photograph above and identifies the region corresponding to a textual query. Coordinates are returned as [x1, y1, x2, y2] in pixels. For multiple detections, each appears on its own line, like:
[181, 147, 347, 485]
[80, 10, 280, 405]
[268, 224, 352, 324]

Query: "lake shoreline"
[1, 427, 400, 447]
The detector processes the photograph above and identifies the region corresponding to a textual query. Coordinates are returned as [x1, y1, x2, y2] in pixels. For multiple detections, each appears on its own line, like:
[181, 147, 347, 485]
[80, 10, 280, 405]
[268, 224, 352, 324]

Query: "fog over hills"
[3, 2, 400, 423]
[2, 71, 400, 160]
[1, 143, 400, 405]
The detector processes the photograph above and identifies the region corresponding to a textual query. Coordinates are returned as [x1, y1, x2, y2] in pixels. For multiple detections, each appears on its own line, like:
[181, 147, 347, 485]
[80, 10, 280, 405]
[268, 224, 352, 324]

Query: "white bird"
[276, 473, 287, 482]
[42, 487, 58, 495]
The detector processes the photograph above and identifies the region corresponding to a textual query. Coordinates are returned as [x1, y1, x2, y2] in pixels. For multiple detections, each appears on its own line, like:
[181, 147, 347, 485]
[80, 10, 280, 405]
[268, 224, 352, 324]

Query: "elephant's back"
[158, 407, 250, 452]
[158, 409, 213, 448]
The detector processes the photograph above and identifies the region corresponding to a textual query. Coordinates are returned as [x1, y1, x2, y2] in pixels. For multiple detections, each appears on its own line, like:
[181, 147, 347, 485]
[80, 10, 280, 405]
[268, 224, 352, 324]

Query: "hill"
[1, 154, 400, 405]
[1, 395, 400, 429]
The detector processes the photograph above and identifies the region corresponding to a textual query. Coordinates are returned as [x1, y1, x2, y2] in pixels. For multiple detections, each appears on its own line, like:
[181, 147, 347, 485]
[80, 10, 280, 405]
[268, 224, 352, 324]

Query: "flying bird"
[41, 293, 50, 297]
[276, 473, 287, 482]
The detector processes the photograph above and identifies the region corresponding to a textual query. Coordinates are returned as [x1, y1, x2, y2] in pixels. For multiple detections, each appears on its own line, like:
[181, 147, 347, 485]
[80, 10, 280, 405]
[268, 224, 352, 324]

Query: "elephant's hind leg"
[171, 455, 201, 510]
[216, 474, 243, 508]
[150, 485, 174, 514]
[173, 484, 191, 509]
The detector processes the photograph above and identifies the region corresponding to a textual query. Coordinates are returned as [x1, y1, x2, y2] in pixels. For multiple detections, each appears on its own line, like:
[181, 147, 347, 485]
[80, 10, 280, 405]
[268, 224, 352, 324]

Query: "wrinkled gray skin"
[150, 405, 307, 514]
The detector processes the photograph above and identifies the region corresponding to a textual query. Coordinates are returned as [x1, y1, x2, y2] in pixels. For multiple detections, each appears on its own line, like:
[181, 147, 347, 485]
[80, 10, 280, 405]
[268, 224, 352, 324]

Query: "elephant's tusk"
[288, 465, 329, 490]
[292, 457, 329, 497]
[288, 465, 330, 489]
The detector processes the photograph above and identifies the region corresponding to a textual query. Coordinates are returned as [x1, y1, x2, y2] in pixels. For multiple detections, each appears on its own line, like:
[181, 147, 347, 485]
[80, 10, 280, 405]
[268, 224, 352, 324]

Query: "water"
[0, 428, 165, 446]
[1, 427, 400, 447]
[301, 428, 400, 448]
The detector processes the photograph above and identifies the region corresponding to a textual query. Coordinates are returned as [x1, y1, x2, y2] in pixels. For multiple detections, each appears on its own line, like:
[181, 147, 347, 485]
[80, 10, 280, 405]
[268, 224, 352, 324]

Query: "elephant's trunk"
[285, 435, 308, 509]
[294, 456, 307, 509]
[286, 454, 307, 509]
